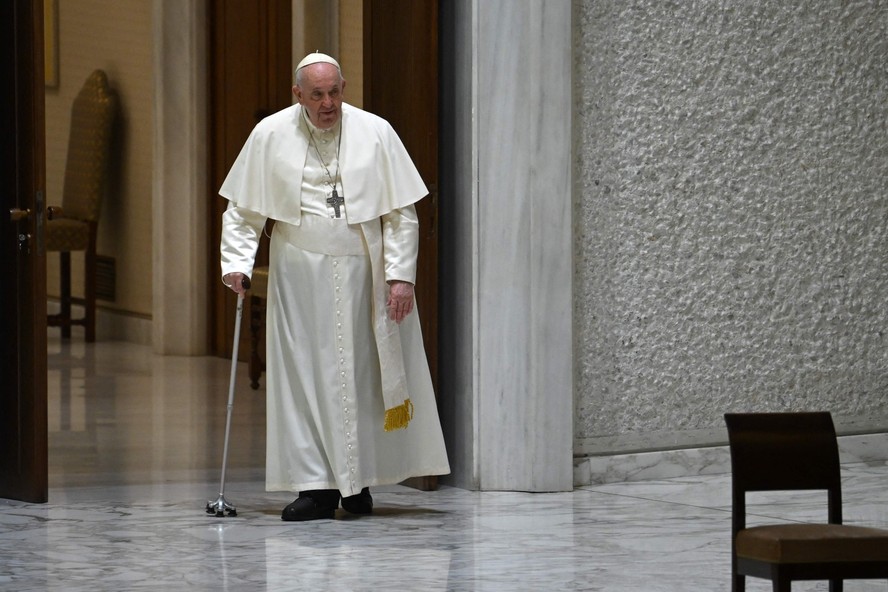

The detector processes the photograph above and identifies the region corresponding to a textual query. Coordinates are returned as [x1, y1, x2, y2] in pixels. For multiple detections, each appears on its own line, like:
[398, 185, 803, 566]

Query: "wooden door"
[208, 0, 292, 357]
[364, 0, 440, 490]
[0, 0, 48, 503]
[363, 0, 440, 387]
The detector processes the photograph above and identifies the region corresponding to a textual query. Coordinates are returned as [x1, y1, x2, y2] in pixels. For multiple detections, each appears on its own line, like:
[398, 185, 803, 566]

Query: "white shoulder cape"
[218, 103, 428, 224]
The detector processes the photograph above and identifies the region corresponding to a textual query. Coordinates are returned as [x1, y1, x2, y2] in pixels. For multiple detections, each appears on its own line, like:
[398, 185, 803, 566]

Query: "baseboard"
[574, 432, 888, 487]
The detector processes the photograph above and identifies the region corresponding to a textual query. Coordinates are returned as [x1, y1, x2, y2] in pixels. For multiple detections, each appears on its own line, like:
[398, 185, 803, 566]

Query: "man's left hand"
[387, 281, 415, 324]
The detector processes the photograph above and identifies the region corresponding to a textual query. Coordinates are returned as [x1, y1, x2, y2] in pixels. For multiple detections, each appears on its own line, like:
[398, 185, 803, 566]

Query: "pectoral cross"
[326, 188, 345, 218]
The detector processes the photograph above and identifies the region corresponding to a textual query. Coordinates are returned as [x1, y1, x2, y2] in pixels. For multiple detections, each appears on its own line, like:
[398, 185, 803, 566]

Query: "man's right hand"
[223, 272, 248, 296]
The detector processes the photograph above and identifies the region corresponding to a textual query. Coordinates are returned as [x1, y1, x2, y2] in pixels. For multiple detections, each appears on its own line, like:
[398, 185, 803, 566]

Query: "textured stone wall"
[574, 1, 888, 452]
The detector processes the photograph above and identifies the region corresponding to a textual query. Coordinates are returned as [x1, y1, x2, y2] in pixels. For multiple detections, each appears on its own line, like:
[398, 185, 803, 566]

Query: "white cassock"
[219, 102, 450, 497]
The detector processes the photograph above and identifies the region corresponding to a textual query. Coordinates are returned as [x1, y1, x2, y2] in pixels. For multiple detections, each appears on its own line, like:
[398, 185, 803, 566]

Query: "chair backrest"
[725, 412, 843, 528]
[61, 69, 118, 222]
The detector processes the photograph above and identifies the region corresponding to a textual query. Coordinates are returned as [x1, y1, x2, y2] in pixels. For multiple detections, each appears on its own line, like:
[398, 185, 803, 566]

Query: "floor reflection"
[0, 337, 886, 590]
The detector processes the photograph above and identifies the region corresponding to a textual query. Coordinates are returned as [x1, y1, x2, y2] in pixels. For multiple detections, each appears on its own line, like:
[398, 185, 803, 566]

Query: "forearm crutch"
[206, 276, 251, 517]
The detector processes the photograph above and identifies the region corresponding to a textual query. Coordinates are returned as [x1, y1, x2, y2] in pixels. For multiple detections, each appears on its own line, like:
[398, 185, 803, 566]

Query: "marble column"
[151, 0, 209, 355]
[440, 0, 573, 491]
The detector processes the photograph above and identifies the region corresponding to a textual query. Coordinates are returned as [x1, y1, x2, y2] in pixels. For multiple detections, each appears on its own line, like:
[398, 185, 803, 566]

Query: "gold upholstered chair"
[46, 70, 118, 342]
[248, 266, 270, 389]
[725, 411, 888, 591]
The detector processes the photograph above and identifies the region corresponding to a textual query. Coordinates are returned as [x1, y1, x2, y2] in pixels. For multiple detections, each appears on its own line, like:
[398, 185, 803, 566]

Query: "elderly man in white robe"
[219, 53, 450, 521]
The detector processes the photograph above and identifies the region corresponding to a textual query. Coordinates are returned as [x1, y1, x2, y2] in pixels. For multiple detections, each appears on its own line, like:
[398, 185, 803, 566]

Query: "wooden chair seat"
[737, 523, 888, 563]
[250, 266, 269, 298]
[45, 217, 91, 250]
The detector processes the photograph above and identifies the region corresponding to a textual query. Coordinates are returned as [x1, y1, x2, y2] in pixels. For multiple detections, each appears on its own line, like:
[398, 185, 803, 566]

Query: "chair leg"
[828, 579, 842, 592]
[773, 574, 791, 592]
[248, 295, 262, 390]
[84, 236, 97, 342]
[732, 574, 744, 592]
[60, 251, 72, 339]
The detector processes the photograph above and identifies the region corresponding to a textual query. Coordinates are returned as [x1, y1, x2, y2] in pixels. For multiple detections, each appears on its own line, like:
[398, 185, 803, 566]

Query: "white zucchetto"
[295, 52, 341, 74]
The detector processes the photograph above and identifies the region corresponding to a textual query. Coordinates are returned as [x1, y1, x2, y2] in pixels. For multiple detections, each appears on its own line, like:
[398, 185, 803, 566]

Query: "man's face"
[293, 63, 346, 129]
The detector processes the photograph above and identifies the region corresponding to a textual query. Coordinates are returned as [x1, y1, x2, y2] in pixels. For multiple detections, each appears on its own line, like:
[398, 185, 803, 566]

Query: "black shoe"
[341, 487, 373, 515]
[281, 489, 340, 521]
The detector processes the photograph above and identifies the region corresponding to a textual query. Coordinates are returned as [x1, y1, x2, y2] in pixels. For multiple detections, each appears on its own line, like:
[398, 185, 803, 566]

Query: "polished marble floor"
[2, 336, 888, 590]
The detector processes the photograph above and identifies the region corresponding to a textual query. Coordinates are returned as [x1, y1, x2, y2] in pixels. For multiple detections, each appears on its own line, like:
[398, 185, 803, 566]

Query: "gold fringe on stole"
[384, 399, 414, 431]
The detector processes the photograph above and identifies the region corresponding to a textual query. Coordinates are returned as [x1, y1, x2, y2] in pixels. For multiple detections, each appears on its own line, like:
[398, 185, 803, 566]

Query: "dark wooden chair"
[46, 69, 118, 342]
[247, 266, 269, 389]
[725, 411, 888, 591]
